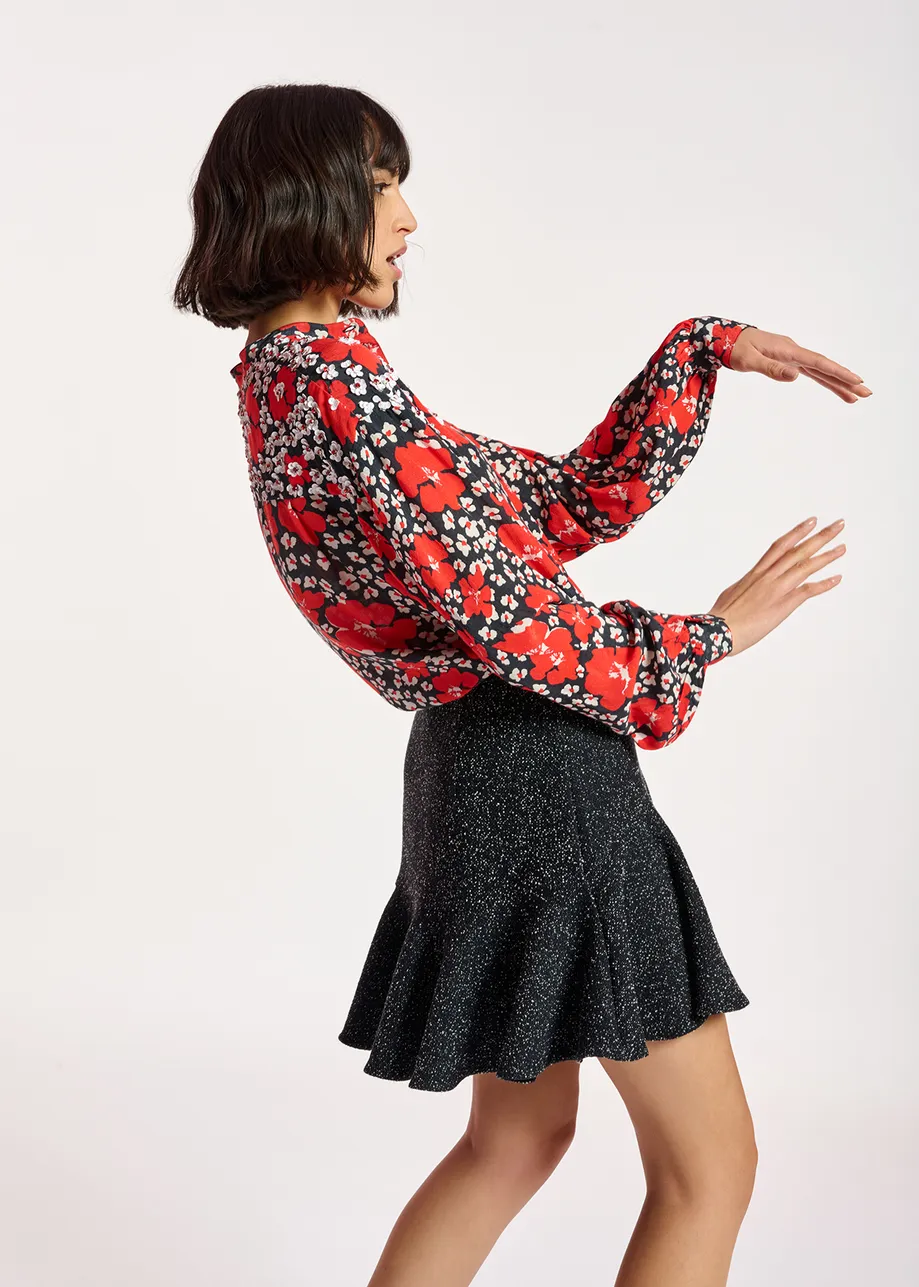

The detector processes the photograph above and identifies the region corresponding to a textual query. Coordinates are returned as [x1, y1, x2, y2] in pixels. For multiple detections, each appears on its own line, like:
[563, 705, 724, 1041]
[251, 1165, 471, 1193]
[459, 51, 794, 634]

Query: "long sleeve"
[302, 335, 734, 749]
[402, 316, 754, 564]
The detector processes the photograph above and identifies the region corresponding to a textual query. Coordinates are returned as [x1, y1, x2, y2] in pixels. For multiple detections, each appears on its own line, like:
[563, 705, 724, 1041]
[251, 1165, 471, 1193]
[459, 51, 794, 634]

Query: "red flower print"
[631, 696, 676, 744]
[396, 658, 430, 679]
[575, 418, 610, 461]
[308, 377, 360, 445]
[262, 501, 281, 556]
[524, 583, 561, 613]
[283, 452, 310, 487]
[586, 478, 652, 525]
[267, 366, 299, 422]
[277, 498, 326, 546]
[358, 515, 397, 562]
[578, 410, 644, 467]
[710, 323, 739, 368]
[410, 533, 456, 594]
[243, 382, 265, 454]
[584, 647, 641, 711]
[645, 372, 706, 438]
[611, 426, 645, 466]
[672, 371, 706, 435]
[497, 621, 579, 684]
[579, 407, 620, 461]
[557, 601, 601, 643]
[309, 336, 386, 374]
[459, 567, 494, 619]
[491, 478, 524, 518]
[324, 601, 418, 653]
[247, 422, 264, 461]
[432, 667, 480, 701]
[644, 383, 680, 431]
[546, 502, 592, 549]
[288, 584, 324, 622]
[395, 441, 466, 513]
[497, 523, 561, 579]
[660, 615, 689, 661]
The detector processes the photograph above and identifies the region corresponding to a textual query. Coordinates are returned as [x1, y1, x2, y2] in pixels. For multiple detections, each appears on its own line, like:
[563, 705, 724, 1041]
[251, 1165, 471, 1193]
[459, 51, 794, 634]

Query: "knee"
[717, 1133, 758, 1210]
[650, 1127, 758, 1215]
[464, 1113, 577, 1184]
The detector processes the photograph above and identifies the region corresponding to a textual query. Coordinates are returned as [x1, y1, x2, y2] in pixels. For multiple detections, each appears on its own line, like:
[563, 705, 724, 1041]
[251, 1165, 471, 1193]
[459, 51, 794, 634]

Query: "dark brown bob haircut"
[172, 83, 411, 331]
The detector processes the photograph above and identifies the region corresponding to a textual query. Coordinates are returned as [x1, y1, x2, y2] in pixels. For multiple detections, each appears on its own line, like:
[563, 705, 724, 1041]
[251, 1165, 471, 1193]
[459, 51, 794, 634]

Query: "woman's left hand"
[730, 327, 873, 403]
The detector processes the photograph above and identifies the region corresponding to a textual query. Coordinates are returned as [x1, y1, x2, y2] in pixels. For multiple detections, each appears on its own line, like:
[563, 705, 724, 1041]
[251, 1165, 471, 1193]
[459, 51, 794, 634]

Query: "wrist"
[689, 317, 757, 371]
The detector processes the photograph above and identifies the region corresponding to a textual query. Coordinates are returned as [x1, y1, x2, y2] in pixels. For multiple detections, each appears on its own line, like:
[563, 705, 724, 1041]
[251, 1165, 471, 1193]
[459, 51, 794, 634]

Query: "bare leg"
[600, 1013, 757, 1287]
[366, 1059, 581, 1287]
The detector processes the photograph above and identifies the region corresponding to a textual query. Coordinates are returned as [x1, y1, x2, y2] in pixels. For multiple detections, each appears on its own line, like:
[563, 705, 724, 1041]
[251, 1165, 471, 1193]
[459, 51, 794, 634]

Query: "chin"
[345, 283, 399, 316]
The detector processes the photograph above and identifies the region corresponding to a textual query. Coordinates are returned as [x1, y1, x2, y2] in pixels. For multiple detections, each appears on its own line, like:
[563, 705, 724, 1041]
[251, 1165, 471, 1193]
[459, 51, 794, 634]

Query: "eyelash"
[374, 181, 390, 195]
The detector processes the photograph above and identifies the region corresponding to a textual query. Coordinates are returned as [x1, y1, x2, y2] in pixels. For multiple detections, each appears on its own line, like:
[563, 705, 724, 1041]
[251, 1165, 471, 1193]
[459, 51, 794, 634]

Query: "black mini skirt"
[338, 675, 750, 1092]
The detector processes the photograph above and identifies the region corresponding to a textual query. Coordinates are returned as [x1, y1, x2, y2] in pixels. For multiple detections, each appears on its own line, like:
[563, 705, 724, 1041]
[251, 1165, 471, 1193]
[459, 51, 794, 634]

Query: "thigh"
[467, 1059, 582, 1151]
[598, 1014, 756, 1190]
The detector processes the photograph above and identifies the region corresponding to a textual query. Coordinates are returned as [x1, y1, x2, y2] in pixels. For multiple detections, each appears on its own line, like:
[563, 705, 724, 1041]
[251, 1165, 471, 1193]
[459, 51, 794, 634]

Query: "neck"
[246, 291, 343, 346]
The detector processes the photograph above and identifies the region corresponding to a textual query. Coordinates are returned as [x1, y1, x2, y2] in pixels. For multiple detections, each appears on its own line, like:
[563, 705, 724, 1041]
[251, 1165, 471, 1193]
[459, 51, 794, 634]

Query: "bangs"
[363, 102, 412, 184]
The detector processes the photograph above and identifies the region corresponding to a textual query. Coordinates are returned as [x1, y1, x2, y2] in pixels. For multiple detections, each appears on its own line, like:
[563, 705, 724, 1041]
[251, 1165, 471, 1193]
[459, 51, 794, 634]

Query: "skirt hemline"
[337, 995, 751, 1094]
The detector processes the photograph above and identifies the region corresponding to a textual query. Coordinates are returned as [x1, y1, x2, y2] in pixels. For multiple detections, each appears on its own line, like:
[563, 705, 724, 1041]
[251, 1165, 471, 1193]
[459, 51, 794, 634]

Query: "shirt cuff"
[692, 612, 734, 665]
[691, 317, 756, 371]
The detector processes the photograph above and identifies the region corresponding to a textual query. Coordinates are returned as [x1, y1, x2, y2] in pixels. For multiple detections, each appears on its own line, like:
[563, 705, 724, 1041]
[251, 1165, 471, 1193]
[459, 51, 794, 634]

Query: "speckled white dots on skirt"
[338, 676, 750, 1093]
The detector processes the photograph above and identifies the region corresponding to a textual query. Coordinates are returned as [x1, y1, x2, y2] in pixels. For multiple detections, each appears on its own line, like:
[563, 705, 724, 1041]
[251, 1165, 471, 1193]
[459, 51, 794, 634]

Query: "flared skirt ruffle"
[338, 676, 749, 1092]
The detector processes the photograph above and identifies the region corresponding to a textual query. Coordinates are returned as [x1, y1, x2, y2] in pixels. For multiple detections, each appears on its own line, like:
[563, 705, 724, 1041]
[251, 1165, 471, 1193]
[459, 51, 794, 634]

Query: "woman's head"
[172, 83, 417, 330]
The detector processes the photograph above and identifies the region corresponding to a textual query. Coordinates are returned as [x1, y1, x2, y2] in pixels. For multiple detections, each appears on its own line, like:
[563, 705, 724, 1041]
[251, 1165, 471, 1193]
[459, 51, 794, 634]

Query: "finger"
[767, 532, 839, 584]
[790, 572, 843, 602]
[798, 367, 873, 401]
[773, 520, 845, 576]
[786, 342, 865, 385]
[779, 542, 847, 591]
[753, 516, 820, 576]
[761, 358, 802, 382]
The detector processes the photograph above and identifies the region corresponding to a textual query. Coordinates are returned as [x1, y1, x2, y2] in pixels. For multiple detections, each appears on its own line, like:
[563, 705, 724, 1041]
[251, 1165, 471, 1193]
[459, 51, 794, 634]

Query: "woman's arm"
[402, 316, 754, 564]
[302, 338, 733, 749]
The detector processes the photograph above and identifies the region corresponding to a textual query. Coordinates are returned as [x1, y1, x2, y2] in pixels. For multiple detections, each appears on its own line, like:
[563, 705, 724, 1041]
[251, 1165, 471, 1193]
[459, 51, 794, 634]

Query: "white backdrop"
[2, 1, 914, 1283]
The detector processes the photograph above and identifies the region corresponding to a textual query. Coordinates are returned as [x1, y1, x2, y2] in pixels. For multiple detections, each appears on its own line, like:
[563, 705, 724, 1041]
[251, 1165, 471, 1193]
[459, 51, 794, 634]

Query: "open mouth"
[386, 248, 405, 278]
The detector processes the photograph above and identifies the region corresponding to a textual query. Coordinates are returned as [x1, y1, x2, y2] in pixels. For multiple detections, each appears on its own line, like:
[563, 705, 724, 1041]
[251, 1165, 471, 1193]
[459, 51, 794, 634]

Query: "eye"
[373, 181, 390, 195]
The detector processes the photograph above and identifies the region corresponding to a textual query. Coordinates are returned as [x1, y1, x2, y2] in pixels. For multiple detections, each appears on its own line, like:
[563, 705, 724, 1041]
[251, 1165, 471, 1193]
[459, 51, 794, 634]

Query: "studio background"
[1, 2, 913, 1283]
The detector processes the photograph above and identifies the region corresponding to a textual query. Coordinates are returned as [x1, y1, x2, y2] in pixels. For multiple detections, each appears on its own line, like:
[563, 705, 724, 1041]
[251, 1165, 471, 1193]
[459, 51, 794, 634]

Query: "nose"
[397, 196, 417, 235]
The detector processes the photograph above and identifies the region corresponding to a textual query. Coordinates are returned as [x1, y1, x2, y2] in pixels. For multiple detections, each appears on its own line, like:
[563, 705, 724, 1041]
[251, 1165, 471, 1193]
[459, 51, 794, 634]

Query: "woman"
[173, 83, 870, 1287]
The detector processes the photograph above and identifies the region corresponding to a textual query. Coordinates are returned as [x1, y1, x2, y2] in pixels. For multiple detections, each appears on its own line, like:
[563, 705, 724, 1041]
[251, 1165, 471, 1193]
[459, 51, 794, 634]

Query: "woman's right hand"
[710, 516, 847, 656]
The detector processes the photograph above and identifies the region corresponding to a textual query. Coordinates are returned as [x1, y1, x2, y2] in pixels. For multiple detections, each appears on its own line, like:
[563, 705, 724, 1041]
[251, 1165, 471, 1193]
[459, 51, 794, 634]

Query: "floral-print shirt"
[230, 314, 753, 749]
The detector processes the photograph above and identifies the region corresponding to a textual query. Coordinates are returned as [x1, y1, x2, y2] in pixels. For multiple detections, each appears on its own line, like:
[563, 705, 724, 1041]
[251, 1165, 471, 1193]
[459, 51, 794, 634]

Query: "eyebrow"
[374, 166, 397, 177]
